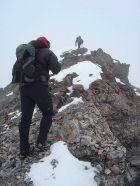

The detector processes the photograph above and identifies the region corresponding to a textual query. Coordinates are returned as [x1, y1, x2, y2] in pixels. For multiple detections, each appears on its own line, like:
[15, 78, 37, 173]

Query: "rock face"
[0, 84, 20, 125]
[0, 48, 140, 186]
[61, 48, 130, 85]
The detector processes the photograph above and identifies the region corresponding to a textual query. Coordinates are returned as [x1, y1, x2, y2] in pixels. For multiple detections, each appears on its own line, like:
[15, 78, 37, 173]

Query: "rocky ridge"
[60, 48, 140, 94]
[60, 48, 130, 86]
[0, 48, 140, 186]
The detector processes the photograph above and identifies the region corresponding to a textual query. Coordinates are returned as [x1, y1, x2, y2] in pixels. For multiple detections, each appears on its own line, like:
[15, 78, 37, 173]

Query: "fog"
[0, 0, 140, 88]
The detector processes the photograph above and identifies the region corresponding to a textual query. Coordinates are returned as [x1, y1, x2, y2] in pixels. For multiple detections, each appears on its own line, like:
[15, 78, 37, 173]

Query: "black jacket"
[26, 40, 61, 86]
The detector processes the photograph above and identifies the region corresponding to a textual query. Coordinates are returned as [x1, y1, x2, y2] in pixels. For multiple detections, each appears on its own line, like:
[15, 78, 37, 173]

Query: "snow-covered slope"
[26, 141, 97, 186]
[51, 61, 102, 90]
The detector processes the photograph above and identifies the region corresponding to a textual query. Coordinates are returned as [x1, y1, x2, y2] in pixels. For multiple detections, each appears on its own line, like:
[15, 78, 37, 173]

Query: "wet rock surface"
[0, 48, 140, 186]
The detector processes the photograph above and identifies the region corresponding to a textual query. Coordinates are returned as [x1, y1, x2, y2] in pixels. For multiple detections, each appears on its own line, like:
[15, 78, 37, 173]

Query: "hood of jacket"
[28, 40, 48, 50]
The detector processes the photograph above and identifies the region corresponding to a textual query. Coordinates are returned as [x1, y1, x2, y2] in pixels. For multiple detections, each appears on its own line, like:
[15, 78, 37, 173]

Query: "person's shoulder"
[42, 48, 52, 52]
[40, 47, 50, 54]
[39, 48, 56, 57]
[47, 49, 57, 56]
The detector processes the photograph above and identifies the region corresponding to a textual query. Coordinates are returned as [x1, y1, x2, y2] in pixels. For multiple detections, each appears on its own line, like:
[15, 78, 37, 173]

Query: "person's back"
[23, 38, 61, 86]
[75, 36, 83, 48]
[17, 37, 61, 159]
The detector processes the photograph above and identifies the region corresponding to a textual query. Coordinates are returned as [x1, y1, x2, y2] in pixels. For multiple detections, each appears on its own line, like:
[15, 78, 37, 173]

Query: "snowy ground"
[58, 97, 83, 112]
[8, 110, 21, 120]
[26, 141, 98, 186]
[135, 92, 140, 96]
[50, 61, 102, 90]
[6, 91, 13, 96]
[115, 78, 125, 85]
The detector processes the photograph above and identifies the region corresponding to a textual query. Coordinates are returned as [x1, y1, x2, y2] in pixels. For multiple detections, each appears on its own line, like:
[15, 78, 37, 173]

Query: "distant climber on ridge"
[75, 36, 84, 48]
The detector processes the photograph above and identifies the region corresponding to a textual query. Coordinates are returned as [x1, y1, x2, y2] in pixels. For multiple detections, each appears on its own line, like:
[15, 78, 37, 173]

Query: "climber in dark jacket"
[19, 37, 61, 159]
[75, 36, 84, 48]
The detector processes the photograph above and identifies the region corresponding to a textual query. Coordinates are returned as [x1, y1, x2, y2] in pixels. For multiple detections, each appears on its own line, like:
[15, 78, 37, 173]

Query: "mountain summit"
[0, 48, 140, 185]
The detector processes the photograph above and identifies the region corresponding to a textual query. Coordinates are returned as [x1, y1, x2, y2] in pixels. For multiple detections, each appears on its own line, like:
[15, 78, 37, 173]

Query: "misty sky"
[0, 0, 140, 88]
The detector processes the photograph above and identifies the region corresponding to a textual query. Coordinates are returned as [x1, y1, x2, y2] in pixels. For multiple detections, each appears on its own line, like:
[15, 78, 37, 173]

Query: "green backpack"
[12, 44, 37, 85]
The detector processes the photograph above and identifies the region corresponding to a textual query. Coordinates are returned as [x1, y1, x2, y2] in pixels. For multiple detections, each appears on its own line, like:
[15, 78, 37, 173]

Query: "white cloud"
[0, 0, 140, 88]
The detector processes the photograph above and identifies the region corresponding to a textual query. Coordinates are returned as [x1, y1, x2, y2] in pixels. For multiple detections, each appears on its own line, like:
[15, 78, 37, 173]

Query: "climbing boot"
[19, 146, 34, 160]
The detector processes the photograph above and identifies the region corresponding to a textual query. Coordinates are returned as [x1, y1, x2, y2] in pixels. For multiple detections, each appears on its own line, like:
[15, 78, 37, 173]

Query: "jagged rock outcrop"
[0, 48, 140, 186]
[60, 48, 88, 58]
[61, 48, 130, 85]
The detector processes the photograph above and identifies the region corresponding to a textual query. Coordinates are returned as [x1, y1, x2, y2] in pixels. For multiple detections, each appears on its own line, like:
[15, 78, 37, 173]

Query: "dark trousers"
[78, 42, 81, 48]
[19, 83, 53, 151]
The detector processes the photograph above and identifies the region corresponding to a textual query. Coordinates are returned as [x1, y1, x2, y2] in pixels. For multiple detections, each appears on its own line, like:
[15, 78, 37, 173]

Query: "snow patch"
[32, 108, 37, 119]
[26, 141, 97, 186]
[51, 61, 102, 90]
[11, 110, 21, 120]
[135, 92, 140, 96]
[66, 86, 73, 95]
[8, 111, 16, 115]
[58, 97, 83, 112]
[0, 124, 9, 134]
[6, 92, 13, 96]
[115, 78, 125, 85]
